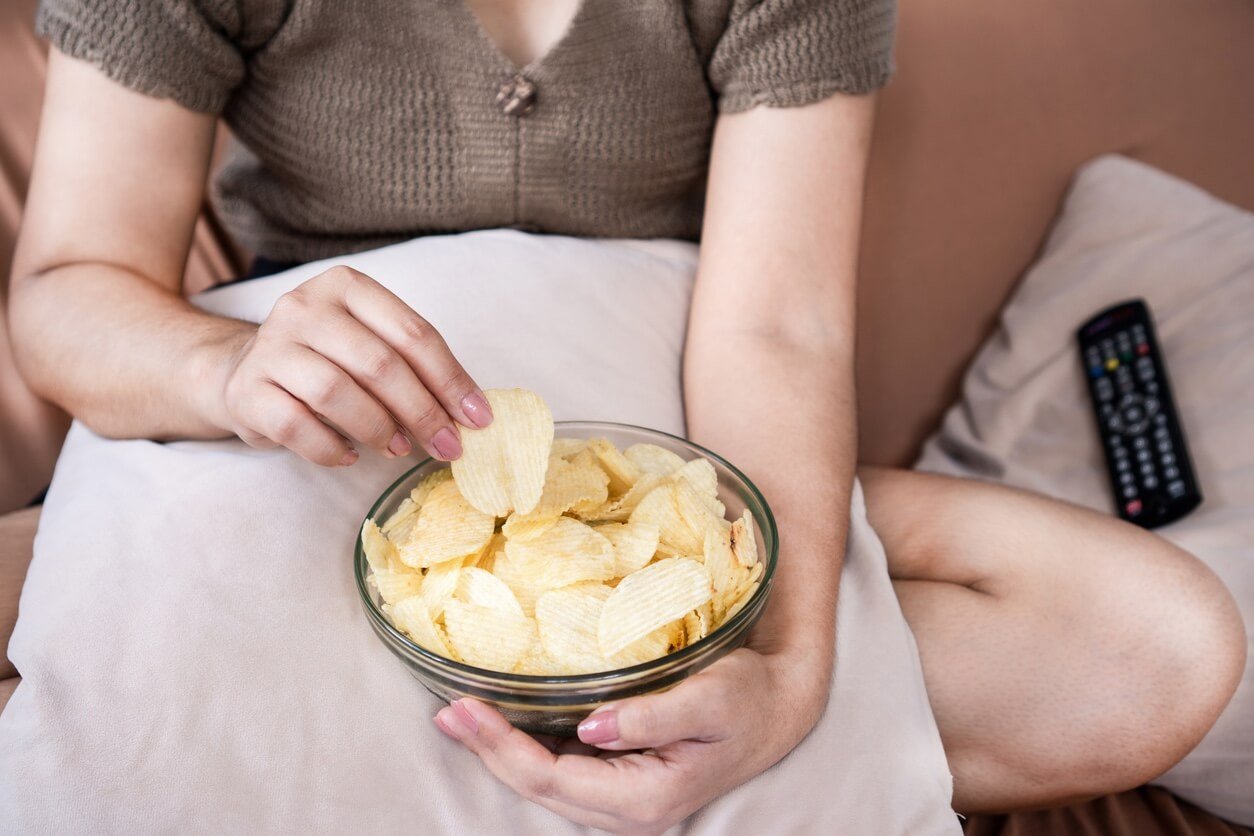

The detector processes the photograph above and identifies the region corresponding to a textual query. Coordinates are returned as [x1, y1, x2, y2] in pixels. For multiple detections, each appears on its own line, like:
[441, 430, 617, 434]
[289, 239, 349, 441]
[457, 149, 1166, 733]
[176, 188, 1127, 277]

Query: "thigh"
[857, 0, 1254, 465]
[859, 467, 1246, 813]
[0, 505, 39, 680]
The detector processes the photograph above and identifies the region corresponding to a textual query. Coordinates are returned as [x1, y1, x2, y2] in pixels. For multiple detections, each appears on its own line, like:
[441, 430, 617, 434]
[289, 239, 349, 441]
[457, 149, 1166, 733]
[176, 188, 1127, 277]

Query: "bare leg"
[1, 506, 39, 712]
[860, 467, 1246, 813]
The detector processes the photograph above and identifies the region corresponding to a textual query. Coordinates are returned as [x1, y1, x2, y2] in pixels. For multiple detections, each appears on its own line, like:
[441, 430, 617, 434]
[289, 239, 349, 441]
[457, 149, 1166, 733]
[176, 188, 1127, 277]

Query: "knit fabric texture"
[36, 0, 896, 261]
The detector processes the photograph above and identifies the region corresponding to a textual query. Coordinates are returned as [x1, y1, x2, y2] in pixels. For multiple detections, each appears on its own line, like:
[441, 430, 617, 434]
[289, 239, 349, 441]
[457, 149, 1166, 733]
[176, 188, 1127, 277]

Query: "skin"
[2, 6, 1247, 832]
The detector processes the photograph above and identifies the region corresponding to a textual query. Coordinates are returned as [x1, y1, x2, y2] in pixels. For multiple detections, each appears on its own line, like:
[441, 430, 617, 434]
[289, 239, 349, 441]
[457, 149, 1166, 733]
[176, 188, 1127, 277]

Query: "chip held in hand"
[365, 388, 763, 676]
[451, 388, 554, 516]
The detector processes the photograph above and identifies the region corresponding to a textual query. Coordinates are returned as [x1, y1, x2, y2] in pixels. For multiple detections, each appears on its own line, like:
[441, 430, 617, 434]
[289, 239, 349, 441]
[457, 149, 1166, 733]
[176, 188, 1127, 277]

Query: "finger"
[300, 308, 461, 461]
[577, 668, 734, 751]
[335, 268, 492, 429]
[238, 381, 357, 467]
[434, 698, 672, 820]
[271, 346, 408, 457]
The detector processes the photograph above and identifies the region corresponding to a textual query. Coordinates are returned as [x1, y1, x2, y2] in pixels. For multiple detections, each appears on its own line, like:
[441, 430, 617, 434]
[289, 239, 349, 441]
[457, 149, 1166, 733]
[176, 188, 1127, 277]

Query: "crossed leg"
[862, 467, 1246, 813]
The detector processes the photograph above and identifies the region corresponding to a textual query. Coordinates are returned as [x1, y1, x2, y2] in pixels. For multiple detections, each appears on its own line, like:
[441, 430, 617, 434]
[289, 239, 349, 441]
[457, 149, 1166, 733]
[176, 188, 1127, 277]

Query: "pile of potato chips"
[361, 388, 763, 676]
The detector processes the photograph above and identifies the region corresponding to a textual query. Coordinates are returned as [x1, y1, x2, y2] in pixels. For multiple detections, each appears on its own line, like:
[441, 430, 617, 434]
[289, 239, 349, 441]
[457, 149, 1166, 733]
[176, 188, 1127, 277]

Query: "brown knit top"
[36, 0, 896, 262]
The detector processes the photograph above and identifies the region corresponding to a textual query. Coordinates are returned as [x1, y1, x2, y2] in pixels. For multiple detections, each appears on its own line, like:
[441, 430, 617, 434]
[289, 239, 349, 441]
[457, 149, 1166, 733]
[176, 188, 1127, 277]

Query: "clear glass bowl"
[354, 421, 778, 736]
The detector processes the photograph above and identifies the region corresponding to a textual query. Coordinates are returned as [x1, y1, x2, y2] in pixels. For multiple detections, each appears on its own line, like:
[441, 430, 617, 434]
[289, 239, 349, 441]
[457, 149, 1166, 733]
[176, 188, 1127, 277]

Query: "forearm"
[685, 326, 856, 668]
[10, 263, 251, 440]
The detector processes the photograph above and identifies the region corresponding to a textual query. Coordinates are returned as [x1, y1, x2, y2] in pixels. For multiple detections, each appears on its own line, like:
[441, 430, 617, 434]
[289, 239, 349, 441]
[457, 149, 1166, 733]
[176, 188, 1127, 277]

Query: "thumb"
[576, 671, 731, 751]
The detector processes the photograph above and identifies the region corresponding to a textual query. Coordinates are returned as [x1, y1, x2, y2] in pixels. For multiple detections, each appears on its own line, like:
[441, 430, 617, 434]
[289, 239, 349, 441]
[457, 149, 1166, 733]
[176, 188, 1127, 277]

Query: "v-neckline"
[453, 0, 591, 77]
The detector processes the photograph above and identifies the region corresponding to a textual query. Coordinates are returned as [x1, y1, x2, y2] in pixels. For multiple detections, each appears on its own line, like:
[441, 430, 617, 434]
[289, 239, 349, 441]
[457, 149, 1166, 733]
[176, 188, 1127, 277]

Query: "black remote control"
[1077, 299, 1202, 529]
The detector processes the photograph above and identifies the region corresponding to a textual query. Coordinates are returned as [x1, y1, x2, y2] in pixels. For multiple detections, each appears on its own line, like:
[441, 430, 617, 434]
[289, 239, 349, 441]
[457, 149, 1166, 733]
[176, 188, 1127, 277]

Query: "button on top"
[497, 73, 538, 117]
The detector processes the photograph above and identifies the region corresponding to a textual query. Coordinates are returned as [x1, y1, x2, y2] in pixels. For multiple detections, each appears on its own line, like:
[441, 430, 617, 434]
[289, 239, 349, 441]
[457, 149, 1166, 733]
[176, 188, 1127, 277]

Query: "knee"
[1075, 538, 1246, 791]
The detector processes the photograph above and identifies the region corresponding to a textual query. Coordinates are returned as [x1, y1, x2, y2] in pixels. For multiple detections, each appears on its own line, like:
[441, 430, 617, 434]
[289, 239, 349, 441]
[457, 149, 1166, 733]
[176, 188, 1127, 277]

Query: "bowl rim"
[355, 420, 778, 685]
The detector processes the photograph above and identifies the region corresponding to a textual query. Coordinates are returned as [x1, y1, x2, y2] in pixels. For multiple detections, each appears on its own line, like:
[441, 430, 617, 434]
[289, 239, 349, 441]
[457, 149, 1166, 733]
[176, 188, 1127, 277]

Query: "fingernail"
[431, 427, 462, 461]
[577, 710, 618, 745]
[433, 711, 460, 740]
[388, 431, 411, 457]
[452, 700, 479, 735]
[340, 450, 359, 467]
[461, 390, 493, 428]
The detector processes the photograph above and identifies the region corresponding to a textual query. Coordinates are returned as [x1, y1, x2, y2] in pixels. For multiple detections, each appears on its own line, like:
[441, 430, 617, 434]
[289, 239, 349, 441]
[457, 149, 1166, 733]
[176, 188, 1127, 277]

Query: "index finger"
[336, 268, 493, 430]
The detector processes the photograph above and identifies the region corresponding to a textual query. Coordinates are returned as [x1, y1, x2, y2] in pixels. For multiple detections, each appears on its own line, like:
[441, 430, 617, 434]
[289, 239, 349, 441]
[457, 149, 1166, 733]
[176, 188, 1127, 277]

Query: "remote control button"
[1089, 365, 1105, 378]
[1161, 452, 1176, 466]
[1123, 485, 1139, 499]
[1164, 465, 1180, 479]
[1118, 394, 1152, 435]
[1105, 357, 1119, 371]
[1137, 451, 1152, 465]
[1144, 475, 1159, 489]
[1125, 498, 1143, 516]
[1107, 414, 1124, 433]
[1154, 412, 1168, 426]
[1157, 439, 1172, 454]
[1137, 343, 1150, 356]
[1167, 480, 1187, 498]
[1095, 377, 1114, 401]
[1154, 426, 1170, 440]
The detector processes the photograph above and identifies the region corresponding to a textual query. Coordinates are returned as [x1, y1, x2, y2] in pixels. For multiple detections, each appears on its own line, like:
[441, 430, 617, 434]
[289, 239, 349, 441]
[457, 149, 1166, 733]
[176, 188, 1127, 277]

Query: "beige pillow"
[0, 230, 956, 833]
[917, 154, 1254, 826]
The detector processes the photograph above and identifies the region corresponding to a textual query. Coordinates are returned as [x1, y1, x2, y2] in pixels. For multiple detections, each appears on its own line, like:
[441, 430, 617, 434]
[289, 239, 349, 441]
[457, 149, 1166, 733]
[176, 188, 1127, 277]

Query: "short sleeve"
[36, 0, 247, 114]
[707, 0, 896, 113]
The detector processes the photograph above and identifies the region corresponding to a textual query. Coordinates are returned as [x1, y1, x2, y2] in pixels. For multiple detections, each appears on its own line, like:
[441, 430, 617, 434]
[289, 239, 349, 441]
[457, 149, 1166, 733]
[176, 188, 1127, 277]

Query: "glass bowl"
[354, 421, 778, 736]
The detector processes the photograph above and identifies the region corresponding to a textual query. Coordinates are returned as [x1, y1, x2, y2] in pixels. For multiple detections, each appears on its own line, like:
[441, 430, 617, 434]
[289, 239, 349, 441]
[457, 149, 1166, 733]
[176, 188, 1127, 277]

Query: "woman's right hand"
[212, 265, 492, 467]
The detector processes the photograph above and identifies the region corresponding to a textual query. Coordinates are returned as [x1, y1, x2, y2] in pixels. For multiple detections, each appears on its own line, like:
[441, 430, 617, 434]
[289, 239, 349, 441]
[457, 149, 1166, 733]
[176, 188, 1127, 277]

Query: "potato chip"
[390, 597, 453, 658]
[550, 437, 589, 460]
[502, 453, 609, 540]
[417, 556, 463, 619]
[722, 581, 760, 623]
[729, 509, 759, 567]
[535, 586, 608, 672]
[396, 479, 495, 568]
[631, 483, 704, 556]
[597, 520, 661, 577]
[672, 457, 718, 498]
[488, 549, 548, 618]
[598, 557, 711, 656]
[503, 517, 615, 593]
[624, 443, 686, 477]
[673, 480, 726, 547]
[587, 438, 641, 495]
[455, 566, 524, 617]
[372, 568, 424, 605]
[703, 526, 740, 620]
[380, 498, 420, 543]
[451, 388, 553, 516]
[578, 471, 667, 522]
[609, 623, 674, 667]
[361, 519, 400, 573]
[442, 599, 536, 671]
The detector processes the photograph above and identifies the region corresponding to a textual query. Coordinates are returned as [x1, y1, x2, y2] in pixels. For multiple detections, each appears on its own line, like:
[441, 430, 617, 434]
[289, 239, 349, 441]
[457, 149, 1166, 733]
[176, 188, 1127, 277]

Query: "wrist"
[188, 322, 255, 436]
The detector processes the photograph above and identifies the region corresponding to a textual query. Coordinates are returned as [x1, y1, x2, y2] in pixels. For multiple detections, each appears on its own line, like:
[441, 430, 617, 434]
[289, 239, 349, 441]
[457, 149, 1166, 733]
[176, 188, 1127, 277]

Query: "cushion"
[0, 230, 957, 833]
[916, 155, 1254, 826]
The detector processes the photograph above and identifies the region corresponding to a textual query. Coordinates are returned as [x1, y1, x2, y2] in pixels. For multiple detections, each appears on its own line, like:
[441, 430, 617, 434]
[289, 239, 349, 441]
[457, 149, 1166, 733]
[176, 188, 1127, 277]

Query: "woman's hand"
[212, 265, 492, 466]
[433, 643, 830, 834]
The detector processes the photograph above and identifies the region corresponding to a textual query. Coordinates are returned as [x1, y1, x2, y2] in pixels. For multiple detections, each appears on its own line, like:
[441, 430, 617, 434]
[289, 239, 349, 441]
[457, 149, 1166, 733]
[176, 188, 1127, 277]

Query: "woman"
[3, 0, 1245, 830]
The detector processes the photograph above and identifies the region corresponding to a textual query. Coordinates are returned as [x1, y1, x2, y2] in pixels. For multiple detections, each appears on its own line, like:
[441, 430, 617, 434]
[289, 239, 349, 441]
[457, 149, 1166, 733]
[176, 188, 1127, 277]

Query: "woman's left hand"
[433, 645, 829, 834]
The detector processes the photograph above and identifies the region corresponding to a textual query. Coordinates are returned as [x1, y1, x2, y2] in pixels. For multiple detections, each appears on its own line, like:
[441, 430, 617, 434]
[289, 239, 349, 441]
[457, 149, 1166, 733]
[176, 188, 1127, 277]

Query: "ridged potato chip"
[456, 566, 524, 617]
[397, 480, 495, 568]
[418, 556, 464, 619]
[631, 483, 704, 555]
[390, 597, 453, 658]
[597, 520, 661, 577]
[550, 437, 589, 460]
[361, 519, 400, 573]
[587, 438, 641, 496]
[504, 517, 615, 592]
[535, 586, 609, 672]
[452, 388, 554, 516]
[598, 557, 712, 657]
[372, 568, 424, 605]
[729, 509, 759, 567]
[703, 526, 739, 621]
[443, 599, 536, 671]
[502, 453, 609, 541]
[624, 443, 685, 477]
[577, 472, 667, 523]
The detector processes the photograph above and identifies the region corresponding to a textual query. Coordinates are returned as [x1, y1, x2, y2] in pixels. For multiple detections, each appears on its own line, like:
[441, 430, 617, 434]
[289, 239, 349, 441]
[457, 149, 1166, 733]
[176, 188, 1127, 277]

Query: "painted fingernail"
[431, 427, 462, 460]
[461, 390, 493, 428]
[452, 700, 479, 735]
[340, 450, 359, 467]
[388, 431, 411, 457]
[577, 710, 618, 745]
